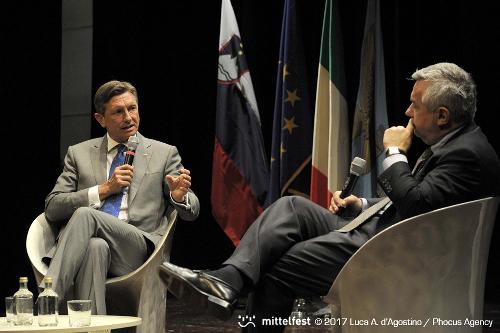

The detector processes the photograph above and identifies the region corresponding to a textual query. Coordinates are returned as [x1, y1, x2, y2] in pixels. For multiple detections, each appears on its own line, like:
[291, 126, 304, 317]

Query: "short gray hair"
[411, 62, 476, 125]
[94, 80, 138, 115]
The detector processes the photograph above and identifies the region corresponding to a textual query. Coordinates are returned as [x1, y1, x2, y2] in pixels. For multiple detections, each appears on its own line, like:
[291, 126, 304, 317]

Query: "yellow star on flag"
[283, 116, 299, 134]
[283, 64, 290, 81]
[285, 89, 301, 107]
[280, 143, 287, 156]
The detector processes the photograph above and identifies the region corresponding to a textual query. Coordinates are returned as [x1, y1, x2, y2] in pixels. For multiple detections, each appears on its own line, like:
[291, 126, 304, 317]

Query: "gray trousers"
[44, 207, 149, 315]
[224, 196, 381, 333]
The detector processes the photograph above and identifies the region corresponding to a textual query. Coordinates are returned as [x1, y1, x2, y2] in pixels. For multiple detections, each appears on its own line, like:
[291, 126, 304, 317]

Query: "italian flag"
[310, 0, 349, 208]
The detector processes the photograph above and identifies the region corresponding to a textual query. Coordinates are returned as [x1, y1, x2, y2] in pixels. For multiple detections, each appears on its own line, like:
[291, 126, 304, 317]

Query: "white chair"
[26, 212, 57, 287]
[26, 209, 177, 333]
[322, 197, 499, 333]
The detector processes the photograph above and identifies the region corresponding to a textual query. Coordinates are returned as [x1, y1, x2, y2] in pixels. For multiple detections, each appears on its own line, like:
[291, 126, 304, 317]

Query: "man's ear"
[436, 107, 450, 127]
[94, 113, 106, 128]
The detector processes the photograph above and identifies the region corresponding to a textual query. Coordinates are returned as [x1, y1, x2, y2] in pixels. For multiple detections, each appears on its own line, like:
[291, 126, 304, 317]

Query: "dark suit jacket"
[376, 123, 500, 231]
[44, 132, 200, 248]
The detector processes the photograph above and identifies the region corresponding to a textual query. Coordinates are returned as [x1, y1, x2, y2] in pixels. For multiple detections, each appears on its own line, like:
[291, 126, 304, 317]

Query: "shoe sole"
[158, 265, 235, 321]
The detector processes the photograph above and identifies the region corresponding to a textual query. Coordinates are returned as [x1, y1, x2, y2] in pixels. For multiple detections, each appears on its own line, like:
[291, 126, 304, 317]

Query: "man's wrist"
[385, 146, 406, 158]
[171, 192, 186, 204]
[98, 183, 111, 201]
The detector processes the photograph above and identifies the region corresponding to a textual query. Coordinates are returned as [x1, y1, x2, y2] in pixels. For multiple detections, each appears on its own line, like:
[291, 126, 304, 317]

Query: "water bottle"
[37, 276, 59, 326]
[13, 276, 33, 326]
[290, 298, 307, 320]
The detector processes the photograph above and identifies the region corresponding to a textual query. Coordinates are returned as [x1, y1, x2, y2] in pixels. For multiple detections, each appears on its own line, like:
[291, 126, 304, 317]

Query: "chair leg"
[136, 270, 167, 333]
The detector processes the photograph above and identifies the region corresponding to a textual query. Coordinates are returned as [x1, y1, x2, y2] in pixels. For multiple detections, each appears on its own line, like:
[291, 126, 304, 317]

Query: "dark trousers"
[225, 196, 380, 332]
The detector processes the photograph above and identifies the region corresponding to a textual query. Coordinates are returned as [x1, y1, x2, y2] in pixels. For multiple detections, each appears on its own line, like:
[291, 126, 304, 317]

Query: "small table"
[0, 315, 141, 332]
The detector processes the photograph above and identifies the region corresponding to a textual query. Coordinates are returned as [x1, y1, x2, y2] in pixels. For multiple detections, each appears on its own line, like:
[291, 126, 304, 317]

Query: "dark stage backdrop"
[93, 0, 500, 301]
[1, 0, 500, 313]
[1, 1, 62, 306]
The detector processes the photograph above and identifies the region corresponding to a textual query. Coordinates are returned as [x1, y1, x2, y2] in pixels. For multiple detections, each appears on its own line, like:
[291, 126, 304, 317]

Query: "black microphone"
[339, 157, 366, 199]
[124, 135, 139, 165]
[336, 157, 366, 216]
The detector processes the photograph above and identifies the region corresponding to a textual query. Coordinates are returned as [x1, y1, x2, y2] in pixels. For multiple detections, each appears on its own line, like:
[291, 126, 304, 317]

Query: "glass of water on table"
[67, 300, 92, 327]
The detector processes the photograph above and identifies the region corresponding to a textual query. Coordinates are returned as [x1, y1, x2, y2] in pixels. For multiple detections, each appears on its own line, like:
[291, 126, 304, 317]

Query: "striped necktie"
[100, 144, 126, 217]
[412, 147, 433, 175]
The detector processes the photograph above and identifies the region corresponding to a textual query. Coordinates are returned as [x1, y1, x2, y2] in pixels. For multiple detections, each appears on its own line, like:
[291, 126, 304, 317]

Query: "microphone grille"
[126, 135, 139, 150]
[350, 157, 366, 176]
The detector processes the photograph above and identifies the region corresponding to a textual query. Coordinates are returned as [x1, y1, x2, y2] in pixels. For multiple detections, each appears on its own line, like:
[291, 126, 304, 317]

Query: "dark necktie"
[100, 144, 126, 217]
[412, 147, 433, 175]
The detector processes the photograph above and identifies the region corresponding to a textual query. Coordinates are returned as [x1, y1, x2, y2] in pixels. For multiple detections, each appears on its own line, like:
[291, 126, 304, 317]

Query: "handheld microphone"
[124, 135, 139, 165]
[336, 157, 366, 216]
[339, 157, 366, 199]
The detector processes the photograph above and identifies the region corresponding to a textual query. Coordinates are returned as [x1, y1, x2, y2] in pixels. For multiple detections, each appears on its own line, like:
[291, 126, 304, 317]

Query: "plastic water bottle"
[290, 298, 307, 320]
[37, 276, 59, 326]
[13, 276, 33, 326]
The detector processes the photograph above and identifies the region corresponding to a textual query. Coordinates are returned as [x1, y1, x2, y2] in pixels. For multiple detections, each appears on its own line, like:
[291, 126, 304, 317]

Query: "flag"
[267, 0, 314, 206]
[310, 0, 349, 208]
[212, 0, 269, 246]
[351, 0, 388, 198]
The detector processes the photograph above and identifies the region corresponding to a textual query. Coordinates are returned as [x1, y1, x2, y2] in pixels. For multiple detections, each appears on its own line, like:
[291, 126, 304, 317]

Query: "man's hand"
[166, 168, 192, 203]
[98, 165, 134, 200]
[383, 119, 415, 153]
[329, 190, 362, 215]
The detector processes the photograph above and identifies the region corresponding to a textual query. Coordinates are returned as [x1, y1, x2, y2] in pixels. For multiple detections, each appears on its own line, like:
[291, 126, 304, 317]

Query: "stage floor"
[165, 297, 500, 332]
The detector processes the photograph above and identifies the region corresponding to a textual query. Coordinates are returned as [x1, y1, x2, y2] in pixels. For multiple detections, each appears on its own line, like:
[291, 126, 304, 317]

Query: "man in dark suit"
[43, 80, 200, 315]
[159, 63, 500, 332]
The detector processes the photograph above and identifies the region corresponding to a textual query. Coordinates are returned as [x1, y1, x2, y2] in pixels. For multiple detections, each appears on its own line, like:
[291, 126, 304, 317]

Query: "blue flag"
[267, 0, 314, 206]
[351, 0, 388, 198]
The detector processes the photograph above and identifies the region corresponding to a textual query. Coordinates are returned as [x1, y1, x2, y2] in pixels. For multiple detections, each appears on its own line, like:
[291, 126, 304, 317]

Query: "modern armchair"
[26, 209, 178, 333]
[322, 197, 499, 333]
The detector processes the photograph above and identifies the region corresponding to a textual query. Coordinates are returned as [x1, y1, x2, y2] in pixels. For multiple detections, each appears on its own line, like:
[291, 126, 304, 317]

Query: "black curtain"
[1, 1, 61, 300]
[2, 0, 499, 312]
[92, 0, 500, 301]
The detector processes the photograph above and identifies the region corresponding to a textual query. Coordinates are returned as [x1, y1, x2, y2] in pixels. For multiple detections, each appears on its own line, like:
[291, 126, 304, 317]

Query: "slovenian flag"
[211, 0, 269, 246]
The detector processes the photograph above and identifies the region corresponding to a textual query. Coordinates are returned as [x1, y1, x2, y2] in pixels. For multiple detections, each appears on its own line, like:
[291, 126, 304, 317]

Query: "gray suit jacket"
[44, 132, 200, 248]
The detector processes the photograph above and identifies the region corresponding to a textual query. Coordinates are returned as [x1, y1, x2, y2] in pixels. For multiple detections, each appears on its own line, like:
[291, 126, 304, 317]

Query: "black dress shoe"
[158, 262, 239, 320]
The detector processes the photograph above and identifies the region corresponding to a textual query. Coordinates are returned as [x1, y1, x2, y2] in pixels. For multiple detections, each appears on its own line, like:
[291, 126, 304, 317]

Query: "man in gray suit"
[43, 80, 200, 314]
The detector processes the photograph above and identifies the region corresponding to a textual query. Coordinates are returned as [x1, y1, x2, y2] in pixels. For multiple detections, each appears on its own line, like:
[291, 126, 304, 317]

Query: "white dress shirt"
[88, 134, 190, 222]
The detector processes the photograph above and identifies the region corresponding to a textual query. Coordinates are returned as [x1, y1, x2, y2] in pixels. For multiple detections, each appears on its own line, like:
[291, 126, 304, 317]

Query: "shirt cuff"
[170, 192, 191, 209]
[382, 154, 409, 171]
[88, 185, 102, 209]
[360, 198, 369, 212]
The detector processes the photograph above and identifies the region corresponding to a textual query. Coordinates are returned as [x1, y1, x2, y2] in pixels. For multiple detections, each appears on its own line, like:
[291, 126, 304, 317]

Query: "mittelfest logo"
[237, 315, 256, 328]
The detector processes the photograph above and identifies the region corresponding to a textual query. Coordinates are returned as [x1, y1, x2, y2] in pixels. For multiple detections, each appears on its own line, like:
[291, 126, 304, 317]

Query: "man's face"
[94, 91, 140, 143]
[405, 80, 441, 145]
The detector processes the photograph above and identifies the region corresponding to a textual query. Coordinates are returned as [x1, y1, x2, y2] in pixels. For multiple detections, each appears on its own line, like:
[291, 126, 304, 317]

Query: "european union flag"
[267, 0, 314, 206]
